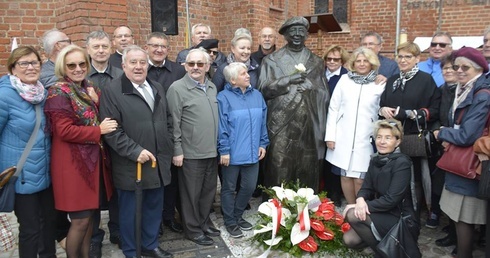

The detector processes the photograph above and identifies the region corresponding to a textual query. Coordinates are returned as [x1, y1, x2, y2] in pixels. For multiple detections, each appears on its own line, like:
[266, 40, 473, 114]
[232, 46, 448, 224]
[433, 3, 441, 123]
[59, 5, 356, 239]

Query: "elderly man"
[100, 45, 173, 258]
[258, 17, 330, 192]
[483, 27, 490, 73]
[175, 24, 212, 64]
[194, 38, 226, 79]
[166, 49, 220, 246]
[251, 27, 277, 65]
[144, 32, 185, 235]
[85, 30, 123, 258]
[419, 32, 453, 87]
[109, 26, 135, 69]
[361, 31, 399, 80]
[40, 29, 71, 87]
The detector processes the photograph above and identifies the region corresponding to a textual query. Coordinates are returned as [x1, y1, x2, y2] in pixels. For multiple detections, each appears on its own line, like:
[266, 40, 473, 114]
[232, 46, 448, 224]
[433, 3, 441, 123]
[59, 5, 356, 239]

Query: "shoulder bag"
[399, 115, 435, 158]
[0, 104, 42, 212]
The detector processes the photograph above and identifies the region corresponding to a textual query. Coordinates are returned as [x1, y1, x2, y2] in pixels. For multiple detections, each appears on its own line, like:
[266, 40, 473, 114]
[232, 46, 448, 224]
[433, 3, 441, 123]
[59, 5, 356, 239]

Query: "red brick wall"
[1, 0, 489, 75]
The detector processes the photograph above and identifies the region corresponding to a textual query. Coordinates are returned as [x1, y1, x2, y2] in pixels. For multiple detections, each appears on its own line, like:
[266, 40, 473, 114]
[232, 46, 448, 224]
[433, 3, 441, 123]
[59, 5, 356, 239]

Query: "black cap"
[278, 16, 309, 35]
[194, 39, 219, 50]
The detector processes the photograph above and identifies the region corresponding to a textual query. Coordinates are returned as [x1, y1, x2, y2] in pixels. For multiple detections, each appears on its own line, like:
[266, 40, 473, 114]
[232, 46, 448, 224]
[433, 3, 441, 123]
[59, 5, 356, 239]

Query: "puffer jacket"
[217, 83, 269, 165]
[0, 75, 51, 194]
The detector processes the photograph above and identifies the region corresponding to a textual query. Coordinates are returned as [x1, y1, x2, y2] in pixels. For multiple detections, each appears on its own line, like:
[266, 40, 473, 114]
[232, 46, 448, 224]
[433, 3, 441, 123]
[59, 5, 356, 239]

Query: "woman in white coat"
[325, 47, 386, 204]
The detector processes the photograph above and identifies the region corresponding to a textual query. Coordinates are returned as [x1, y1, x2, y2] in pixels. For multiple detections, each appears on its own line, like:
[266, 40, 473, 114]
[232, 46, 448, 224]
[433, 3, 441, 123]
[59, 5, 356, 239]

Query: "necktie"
[140, 84, 154, 111]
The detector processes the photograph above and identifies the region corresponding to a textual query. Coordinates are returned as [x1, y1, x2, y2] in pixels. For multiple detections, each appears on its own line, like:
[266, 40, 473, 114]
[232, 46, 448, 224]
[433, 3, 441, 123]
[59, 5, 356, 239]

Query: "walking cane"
[135, 160, 156, 258]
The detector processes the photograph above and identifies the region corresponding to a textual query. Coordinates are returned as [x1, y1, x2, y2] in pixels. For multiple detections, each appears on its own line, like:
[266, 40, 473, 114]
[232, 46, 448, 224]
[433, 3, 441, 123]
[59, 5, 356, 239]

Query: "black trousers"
[14, 187, 57, 258]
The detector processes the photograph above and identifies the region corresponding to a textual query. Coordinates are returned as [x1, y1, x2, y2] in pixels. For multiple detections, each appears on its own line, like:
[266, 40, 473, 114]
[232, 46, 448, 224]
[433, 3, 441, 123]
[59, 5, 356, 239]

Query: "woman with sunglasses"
[0, 46, 57, 257]
[379, 42, 441, 214]
[325, 47, 385, 205]
[435, 47, 490, 258]
[212, 30, 260, 92]
[44, 45, 117, 257]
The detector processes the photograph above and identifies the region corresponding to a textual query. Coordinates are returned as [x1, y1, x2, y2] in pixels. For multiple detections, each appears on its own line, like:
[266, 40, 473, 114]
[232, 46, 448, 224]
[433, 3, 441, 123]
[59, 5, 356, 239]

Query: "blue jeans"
[220, 163, 259, 226]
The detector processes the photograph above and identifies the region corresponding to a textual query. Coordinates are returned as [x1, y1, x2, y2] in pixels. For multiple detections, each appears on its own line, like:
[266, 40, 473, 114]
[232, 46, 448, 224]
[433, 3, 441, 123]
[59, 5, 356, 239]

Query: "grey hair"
[86, 30, 111, 45]
[223, 62, 247, 83]
[455, 56, 484, 72]
[231, 33, 252, 47]
[432, 31, 453, 44]
[362, 31, 383, 44]
[187, 48, 211, 64]
[122, 45, 148, 64]
[484, 26, 490, 37]
[147, 32, 169, 43]
[191, 23, 211, 36]
[42, 29, 64, 56]
[234, 28, 251, 37]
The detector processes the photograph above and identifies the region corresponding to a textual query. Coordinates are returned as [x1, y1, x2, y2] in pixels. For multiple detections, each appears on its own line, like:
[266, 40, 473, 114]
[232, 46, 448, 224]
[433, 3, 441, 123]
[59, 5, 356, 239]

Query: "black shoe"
[252, 188, 262, 198]
[226, 225, 243, 238]
[204, 227, 220, 237]
[109, 234, 121, 249]
[245, 203, 251, 210]
[442, 224, 450, 233]
[141, 247, 173, 258]
[435, 235, 456, 247]
[237, 218, 253, 231]
[451, 247, 457, 256]
[163, 219, 183, 233]
[89, 242, 102, 258]
[189, 234, 214, 246]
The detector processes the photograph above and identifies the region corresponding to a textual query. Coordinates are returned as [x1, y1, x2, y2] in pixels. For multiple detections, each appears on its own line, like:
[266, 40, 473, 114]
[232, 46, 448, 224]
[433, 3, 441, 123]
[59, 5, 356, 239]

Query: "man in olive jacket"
[100, 45, 173, 258]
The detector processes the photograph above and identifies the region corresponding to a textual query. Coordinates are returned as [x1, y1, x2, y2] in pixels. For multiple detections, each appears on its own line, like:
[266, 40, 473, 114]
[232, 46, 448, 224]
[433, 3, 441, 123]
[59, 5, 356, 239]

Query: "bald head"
[259, 27, 277, 52]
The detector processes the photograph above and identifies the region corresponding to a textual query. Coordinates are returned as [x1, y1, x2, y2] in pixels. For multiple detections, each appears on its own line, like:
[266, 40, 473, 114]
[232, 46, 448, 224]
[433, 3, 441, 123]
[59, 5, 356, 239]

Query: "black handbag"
[400, 116, 434, 158]
[0, 105, 41, 212]
[478, 160, 490, 199]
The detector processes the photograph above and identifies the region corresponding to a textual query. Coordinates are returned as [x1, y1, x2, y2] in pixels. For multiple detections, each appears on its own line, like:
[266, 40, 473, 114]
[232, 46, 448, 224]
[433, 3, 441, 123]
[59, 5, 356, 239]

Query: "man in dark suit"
[109, 26, 134, 69]
[100, 45, 173, 258]
[144, 32, 185, 234]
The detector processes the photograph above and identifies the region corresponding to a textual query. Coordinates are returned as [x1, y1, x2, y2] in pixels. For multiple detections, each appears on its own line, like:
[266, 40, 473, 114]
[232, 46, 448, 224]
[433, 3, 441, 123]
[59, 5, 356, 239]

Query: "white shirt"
[326, 67, 342, 81]
[131, 81, 154, 101]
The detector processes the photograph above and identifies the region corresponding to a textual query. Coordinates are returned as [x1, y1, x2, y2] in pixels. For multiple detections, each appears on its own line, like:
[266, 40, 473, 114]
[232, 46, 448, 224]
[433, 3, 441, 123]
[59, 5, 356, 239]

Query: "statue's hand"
[289, 72, 306, 84]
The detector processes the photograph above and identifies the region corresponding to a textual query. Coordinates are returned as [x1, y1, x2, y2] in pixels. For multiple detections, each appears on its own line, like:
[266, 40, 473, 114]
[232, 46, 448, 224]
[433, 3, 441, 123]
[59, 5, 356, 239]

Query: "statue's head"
[279, 17, 309, 51]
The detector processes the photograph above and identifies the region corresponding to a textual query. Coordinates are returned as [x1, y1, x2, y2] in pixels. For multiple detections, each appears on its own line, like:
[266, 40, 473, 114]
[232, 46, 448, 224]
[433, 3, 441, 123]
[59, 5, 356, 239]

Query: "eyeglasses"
[452, 64, 472, 72]
[396, 55, 414, 60]
[388, 121, 402, 134]
[147, 44, 167, 49]
[430, 42, 450, 48]
[57, 39, 72, 44]
[66, 62, 88, 70]
[260, 35, 275, 39]
[442, 66, 455, 72]
[186, 62, 206, 68]
[206, 50, 219, 56]
[16, 61, 41, 69]
[326, 57, 341, 62]
[114, 34, 132, 39]
[362, 42, 380, 47]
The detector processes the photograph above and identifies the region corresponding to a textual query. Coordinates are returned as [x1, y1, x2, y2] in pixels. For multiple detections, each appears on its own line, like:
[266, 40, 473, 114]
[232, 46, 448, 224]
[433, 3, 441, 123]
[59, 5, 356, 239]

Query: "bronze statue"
[258, 16, 330, 192]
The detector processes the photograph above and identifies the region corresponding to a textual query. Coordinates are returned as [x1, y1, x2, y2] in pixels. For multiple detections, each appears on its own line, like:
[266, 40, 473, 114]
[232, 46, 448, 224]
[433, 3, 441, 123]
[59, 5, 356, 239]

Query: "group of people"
[1, 16, 490, 258]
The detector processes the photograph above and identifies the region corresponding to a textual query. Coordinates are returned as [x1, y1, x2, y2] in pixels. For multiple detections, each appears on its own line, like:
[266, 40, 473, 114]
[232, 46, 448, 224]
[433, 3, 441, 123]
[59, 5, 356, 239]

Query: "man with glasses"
[193, 38, 226, 79]
[251, 27, 277, 65]
[100, 45, 173, 258]
[419, 31, 453, 87]
[166, 49, 220, 246]
[361, 31, 399, 81]
[85, 30, 123, 258]
[109, 26, 135, 69]
[40, 29, 71, 88]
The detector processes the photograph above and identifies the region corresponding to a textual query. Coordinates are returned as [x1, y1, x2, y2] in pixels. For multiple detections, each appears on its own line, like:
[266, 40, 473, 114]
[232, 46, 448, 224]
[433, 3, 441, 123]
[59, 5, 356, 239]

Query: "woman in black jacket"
[343, 119, 419, 257]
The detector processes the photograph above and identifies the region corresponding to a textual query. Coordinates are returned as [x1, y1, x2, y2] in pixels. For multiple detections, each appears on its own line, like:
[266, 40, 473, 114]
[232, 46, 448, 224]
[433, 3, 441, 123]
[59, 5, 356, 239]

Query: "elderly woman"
[0, 46, 56, 257]
[212, 32, 260, 92]
[343, 119, 419, 257]
[218, 62, 269, 238]
[325, 47, 385, 204]
[379, 41, 441, 213]
[323, 44, 349, 94]
[435, 47, 490, 258]
[44, 45, 117, 257]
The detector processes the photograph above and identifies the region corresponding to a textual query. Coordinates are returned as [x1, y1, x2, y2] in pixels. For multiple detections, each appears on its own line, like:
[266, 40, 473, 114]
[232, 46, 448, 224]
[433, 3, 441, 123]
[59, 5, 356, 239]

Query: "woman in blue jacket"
[218, 62, 269, 238]
[0, 46, 55, 257]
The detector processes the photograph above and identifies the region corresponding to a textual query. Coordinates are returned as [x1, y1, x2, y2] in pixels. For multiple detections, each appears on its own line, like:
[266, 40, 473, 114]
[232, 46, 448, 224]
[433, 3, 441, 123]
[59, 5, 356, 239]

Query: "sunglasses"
[326, 57, 341, 62]
[206, 50, 219, 56]
[66, 62, 87, 70]
[452, 64, 472, 72]
[388, 121, 402, 135]
[186, 62, 206, 68]
[430, 42, 449, 48]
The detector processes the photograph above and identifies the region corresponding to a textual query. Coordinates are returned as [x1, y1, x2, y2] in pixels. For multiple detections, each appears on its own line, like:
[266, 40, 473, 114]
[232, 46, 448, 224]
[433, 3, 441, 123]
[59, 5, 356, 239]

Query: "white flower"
[257, 201, 292, 226]
[272, 186, 297, 201]
[295, 63, 306, 73]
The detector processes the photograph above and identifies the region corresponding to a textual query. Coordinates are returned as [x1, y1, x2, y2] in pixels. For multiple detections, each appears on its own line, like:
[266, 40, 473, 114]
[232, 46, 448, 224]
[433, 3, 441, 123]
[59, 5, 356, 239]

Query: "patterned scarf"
[392, 65, 419, 92]
[9, 75, 45, 104]
[226, 53, 252, 69]
[44, 77, 101, 191]
[347, 70, 377, 84]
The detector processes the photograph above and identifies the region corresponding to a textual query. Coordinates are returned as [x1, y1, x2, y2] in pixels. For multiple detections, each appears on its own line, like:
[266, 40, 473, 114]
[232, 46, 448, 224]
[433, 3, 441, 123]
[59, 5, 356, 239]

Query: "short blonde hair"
[347, 47, 380, 72]
[374, 119, 404, 141]
[397, 42, 421, 57]
[322, 45, 349, 65]
[54, 45, 90, 79]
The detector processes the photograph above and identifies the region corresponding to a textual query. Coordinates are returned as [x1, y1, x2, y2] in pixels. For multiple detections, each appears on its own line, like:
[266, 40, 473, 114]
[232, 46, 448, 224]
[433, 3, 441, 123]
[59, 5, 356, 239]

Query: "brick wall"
[0, 0, 489, 75]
